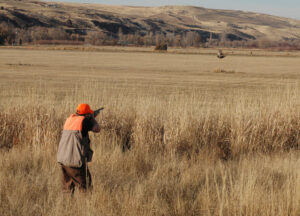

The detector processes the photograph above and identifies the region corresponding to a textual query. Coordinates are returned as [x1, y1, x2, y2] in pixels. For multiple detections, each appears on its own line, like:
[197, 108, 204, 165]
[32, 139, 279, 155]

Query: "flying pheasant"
[217, 50, 225, 59]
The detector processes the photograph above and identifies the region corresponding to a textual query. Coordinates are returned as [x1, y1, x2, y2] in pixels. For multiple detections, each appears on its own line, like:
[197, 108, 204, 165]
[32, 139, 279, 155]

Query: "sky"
[49, 0, 300, 20]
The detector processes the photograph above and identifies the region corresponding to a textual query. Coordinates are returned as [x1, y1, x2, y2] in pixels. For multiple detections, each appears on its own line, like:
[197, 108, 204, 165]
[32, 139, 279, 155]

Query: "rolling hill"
[1, 0, 300, 42]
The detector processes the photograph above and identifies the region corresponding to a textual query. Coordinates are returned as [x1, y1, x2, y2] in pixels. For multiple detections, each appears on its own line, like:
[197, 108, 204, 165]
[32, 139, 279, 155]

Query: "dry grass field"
[0, 46, 299, 216]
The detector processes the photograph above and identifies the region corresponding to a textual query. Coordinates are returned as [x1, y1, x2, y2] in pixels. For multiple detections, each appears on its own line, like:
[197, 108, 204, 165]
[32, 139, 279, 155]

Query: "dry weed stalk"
[0, 83, 299, 216]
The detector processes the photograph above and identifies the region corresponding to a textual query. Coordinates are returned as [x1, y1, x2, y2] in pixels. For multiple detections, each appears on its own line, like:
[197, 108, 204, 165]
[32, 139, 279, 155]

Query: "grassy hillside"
[1, 0, 300, 42]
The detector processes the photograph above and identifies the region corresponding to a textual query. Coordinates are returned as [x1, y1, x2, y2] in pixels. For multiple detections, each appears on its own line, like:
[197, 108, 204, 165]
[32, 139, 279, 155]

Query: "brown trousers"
[61, 164, 92, 194]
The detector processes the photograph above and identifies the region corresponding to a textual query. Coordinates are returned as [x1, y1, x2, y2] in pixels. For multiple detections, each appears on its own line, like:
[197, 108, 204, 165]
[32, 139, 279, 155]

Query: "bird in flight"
[217, 50, 225, 59]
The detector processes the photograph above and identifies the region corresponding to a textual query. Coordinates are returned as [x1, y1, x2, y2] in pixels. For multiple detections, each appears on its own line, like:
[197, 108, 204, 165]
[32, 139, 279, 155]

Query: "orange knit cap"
[76, 104, 94, 115]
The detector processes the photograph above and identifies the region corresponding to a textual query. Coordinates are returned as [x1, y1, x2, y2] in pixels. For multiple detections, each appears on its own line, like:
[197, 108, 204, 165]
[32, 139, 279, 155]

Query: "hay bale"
[154, 43, 168, 51]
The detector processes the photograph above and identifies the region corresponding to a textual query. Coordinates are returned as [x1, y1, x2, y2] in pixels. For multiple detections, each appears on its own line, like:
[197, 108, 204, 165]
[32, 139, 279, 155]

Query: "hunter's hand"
[93, 111, 99, 118]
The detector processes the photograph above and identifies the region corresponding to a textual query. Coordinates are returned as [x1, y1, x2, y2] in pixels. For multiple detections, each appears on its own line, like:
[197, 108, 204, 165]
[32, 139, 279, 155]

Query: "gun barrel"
[93, 107, 104, 117]
[95, 107, 104, 112]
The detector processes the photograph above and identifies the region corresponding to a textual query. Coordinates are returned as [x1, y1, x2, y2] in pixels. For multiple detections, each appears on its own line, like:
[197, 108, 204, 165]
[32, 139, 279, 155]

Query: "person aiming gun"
[57, 104, 103, 194]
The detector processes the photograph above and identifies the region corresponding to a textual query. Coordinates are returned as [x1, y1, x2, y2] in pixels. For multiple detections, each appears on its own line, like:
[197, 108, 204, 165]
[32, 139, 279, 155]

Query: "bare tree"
[155, 33, 165, 46]
[117, 27, 126, 45]
[175, 34, 182, 47]
[207, 32, 213, 46]
[219, 32, 228, 47]
[86, 31, 106, 45]
[185, 31, 202, 47]
[48, 27, 69, 40]
[16, 29, 31, 44]
[165, 32, 176, 47]
[143, 32, 155, 46]
[0, 23, 16, 45]
[31, 27, 50, 42]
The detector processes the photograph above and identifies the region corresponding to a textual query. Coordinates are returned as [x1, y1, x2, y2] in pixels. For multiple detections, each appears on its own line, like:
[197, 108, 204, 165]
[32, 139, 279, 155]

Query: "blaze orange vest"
[57, 114, 88, 167]
[63, 114, 85, 131]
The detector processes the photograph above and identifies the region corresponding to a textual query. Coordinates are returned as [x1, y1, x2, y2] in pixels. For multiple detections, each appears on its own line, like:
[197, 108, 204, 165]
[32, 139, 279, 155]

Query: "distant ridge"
[1, 0, 300, 42]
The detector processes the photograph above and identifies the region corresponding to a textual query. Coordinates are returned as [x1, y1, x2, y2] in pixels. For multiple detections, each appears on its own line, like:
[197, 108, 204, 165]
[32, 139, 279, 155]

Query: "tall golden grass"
[0, 81, 299, 216]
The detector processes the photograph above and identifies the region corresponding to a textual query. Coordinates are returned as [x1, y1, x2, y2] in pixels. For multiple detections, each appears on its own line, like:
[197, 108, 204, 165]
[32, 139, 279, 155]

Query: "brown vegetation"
[1, 0, 300, 49]
[154, 43, 168, 51]
[0, 82, 299, 216]
[1, 22, 300, 50]
[213, 68, 235, 74]
[0, 23, 16, 45]
[0, 48, 299, 215]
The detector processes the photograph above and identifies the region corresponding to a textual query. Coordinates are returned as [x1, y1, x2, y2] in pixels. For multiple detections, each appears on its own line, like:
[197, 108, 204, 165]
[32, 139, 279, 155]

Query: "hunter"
[57, 104, 100, 193]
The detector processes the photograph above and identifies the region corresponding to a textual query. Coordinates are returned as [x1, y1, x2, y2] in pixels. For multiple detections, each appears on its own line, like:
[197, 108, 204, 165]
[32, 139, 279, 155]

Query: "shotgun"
[93, 107, 104, 118]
